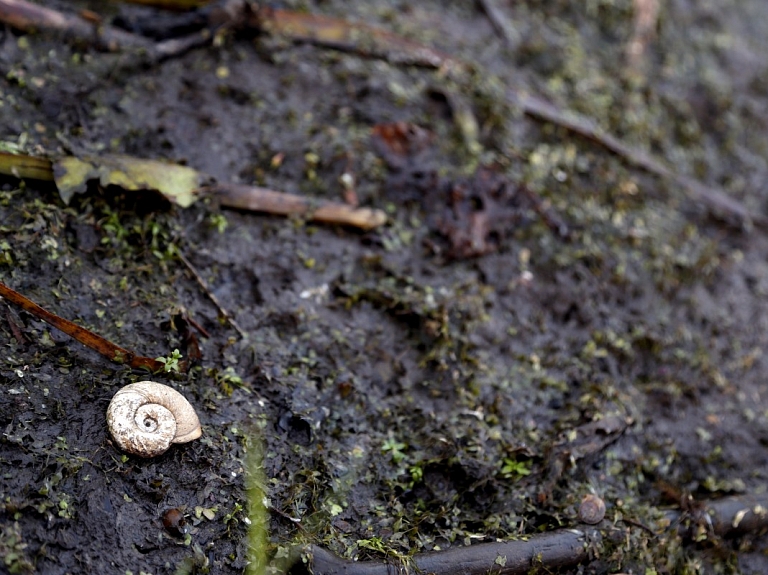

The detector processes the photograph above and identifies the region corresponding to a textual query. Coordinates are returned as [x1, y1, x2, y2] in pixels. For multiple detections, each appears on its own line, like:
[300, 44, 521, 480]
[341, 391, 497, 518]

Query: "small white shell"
[106, 381, 202, 458]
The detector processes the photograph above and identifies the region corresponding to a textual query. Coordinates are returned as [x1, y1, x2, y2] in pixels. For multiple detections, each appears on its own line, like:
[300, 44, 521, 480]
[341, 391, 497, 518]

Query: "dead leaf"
[0, 151, 54, 181]
[53, 154, 204, 207]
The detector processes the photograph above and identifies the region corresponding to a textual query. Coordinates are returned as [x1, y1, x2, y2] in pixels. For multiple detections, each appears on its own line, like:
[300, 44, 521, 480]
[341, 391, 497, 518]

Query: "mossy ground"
[1, 1, 768, 573]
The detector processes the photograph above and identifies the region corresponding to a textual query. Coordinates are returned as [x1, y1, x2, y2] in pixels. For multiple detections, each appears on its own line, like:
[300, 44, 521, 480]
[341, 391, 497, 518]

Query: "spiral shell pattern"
[107, 382, 202, 458]
[578, 494, 606, 525]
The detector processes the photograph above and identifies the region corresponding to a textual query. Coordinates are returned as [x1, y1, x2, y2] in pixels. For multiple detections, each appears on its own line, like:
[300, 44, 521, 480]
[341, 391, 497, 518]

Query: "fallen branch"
[476, 0, 519, 48]
[0, 151, 388, 231]
[304, 529, 589, 575]
[208, 182, 387, 230]
[0, 151, 54, 181]
[0, 0, 153, 51]
[0, 2, 758, 227]
[0, 0, 210, 61]
[177, 249, 247, 338]
[250, 4, 452, 68]
[0, 281, 166, 372]
[510, 91, 767, 228]
[291, 495, 768, 575]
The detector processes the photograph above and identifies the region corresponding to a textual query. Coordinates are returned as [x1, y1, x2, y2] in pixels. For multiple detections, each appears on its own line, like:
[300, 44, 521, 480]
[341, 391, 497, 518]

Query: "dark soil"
[1, 1, 768, 573]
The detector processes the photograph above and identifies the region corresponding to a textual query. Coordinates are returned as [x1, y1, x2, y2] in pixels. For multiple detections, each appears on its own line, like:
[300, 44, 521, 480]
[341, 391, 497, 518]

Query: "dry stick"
[510, 92, 768, 228]
[176, 249, 247, 339]
[208, 183, 388, 231]
[0, 0, 210, 62]
[295, 495, 768, 575]
[248, 4, 452, 68]
[476, 0, 519, 47]
[0, 151, 54, 181]
[626, 0, 660, 69]
[0, 151, 387, 232]
[0, 0, 153, 51]
[0, 281, 165, 372]
[0, 2, 754, 226]
[240, 3, 760, 229]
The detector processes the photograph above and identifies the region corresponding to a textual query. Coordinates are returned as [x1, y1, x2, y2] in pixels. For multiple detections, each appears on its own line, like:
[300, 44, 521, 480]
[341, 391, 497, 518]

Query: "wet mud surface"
[1, 1, 768, 573]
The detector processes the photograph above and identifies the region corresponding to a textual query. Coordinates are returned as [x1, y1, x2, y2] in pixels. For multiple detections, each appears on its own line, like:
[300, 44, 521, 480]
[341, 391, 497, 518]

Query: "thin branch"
[476, 0, 519, 47]
[0, 152, 387, 231]
[0, 0, 153, 51]
[510, 91, 767, 228]
[0, 152, 54, 181]
[0, 281, 166, 372]
[626, 0, 660, 70]
[0, 0, 210, 62]
[209, 183, 388, 230]
[249, 4, 453, 68]
[291, 495, 768, 575]
[0, 1, 758, 227]
[176, 249, 247, 339]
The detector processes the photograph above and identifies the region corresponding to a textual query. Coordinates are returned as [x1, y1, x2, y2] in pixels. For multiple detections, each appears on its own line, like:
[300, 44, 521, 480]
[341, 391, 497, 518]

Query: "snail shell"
[162, 508, 188, 537]
[578, 494, 606, 525]
[107, 381, 202, 458]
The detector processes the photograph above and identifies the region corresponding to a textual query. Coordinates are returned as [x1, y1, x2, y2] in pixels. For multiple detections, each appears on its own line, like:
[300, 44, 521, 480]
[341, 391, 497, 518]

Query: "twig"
[185, 314, 211, 339]
[208, 183, 388, 230]
[539, 414, 631, 503]
[289, 494, 768, 575]
[0, 151, 54, 181]
[4, 307, 30, 345]
[1, 1, 757, 227]
[672, 494, 768, 540]
[122, 0, 212, 8]
[176, 249, 247, 339]
[0, 0, 153, 51]
[0, 151, 388, 230]
[249, 4, 454, 68]
[242, 3, 761, 229]
[303, 529, 590, 575]
[476, 0, 519, 47]
[0, 280, 166, 372]
[511, 90, 767, 228]
[626, 0, 660, 70]
[0, 0, 210, 62]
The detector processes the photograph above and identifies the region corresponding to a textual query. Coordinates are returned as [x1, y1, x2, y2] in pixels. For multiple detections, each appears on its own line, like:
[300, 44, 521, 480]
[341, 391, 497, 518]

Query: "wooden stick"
[0, 281, 166, 372]
[0, 1, 756, 228]
[0, 0, 209, 61]
[209, 183, 388, 230]
[176, 249, 247, 338]
[511, 91, 767, 228]
[0, 0, 154, 51]
[250, 4, 452, 68]
[476, 0, 519, 47]
[0, 152, 54, 181]
[291, 494, 768, 575]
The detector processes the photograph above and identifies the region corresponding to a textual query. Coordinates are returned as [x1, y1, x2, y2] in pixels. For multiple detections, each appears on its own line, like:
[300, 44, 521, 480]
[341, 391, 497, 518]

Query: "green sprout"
[156, 349, 183, 373]
[499, 457, 532, 480]
[208, 213, 229, 234]
[381, 437, 408, 464]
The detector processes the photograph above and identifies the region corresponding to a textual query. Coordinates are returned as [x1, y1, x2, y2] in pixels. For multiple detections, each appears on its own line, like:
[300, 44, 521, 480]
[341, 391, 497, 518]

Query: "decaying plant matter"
[287, 494, 768, 575]
[0, 280, 167, 372]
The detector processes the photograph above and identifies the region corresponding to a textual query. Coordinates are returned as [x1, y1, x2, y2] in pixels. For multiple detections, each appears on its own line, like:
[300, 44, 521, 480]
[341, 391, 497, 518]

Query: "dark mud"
[1, 1, 768, 573]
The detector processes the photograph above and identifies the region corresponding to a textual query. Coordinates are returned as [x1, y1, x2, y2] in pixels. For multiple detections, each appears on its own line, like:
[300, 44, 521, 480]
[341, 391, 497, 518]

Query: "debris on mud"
[2, 1, 768, 574]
